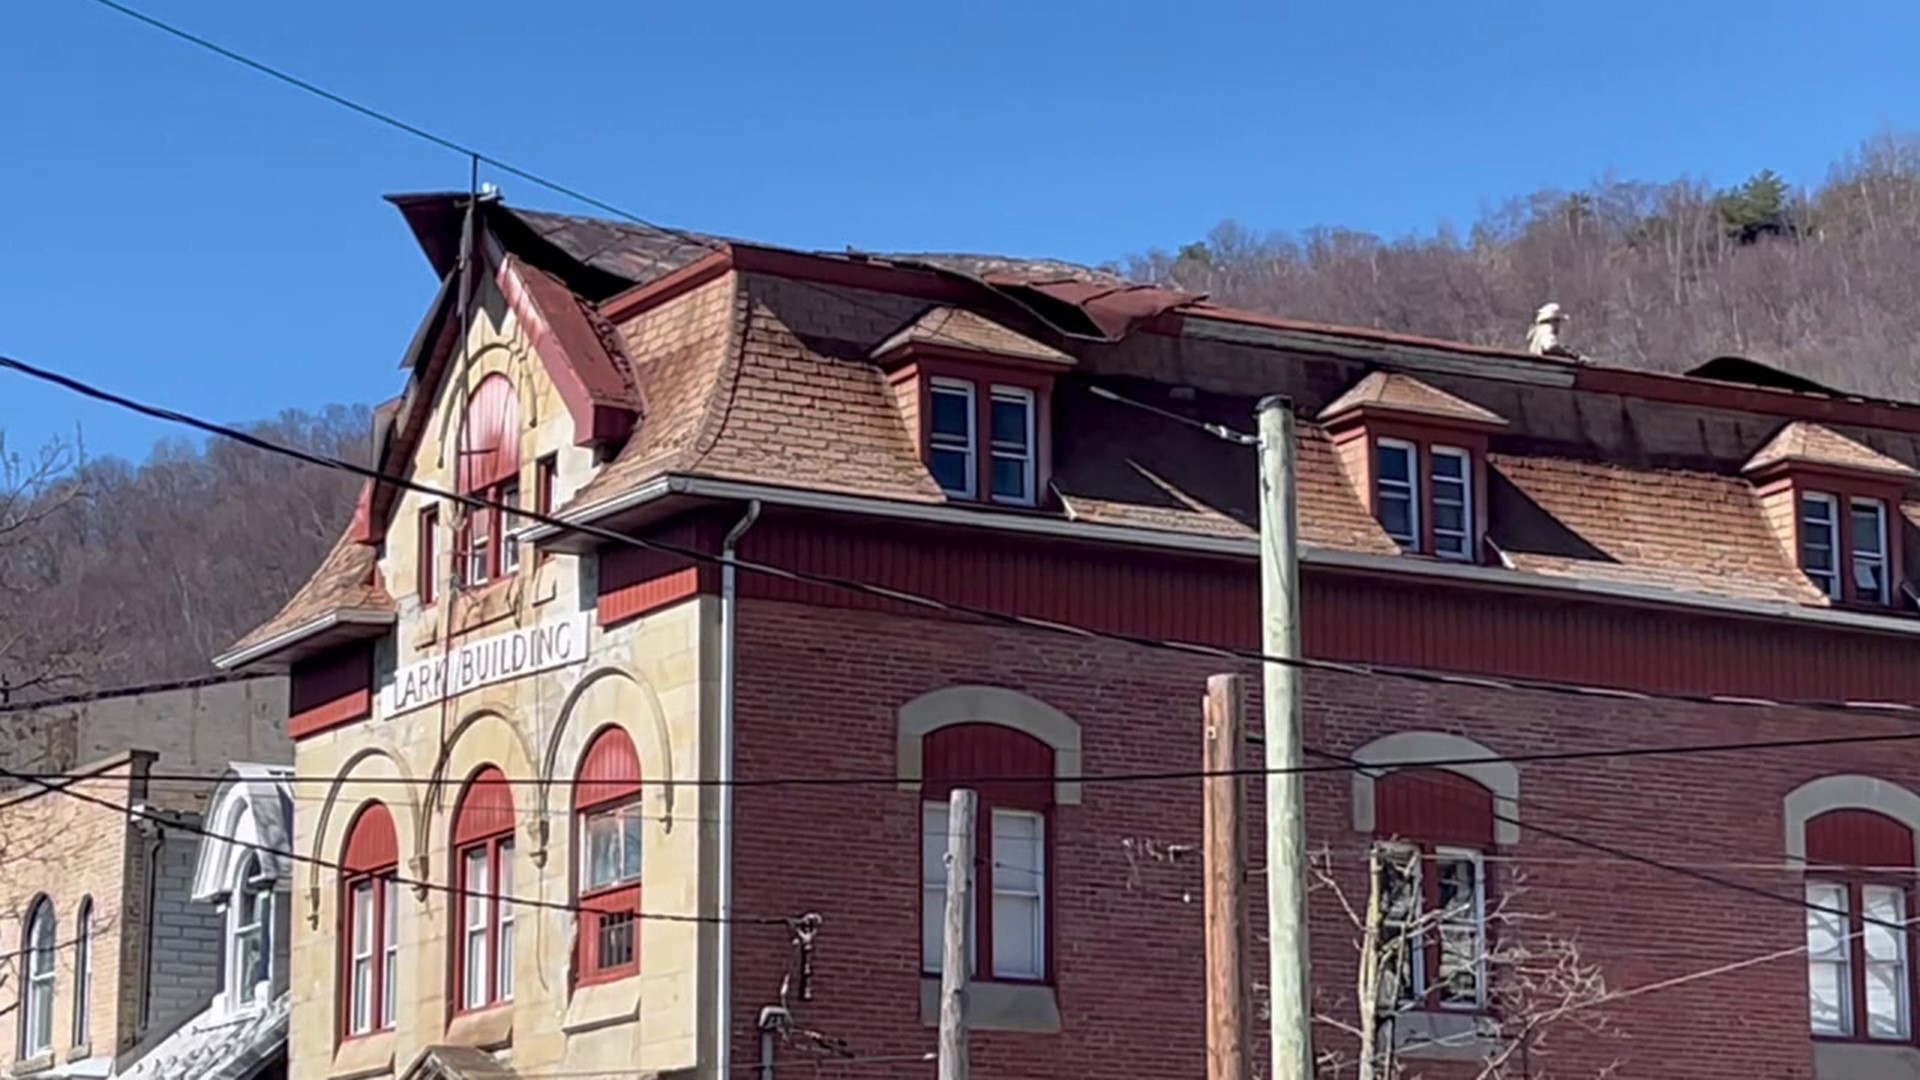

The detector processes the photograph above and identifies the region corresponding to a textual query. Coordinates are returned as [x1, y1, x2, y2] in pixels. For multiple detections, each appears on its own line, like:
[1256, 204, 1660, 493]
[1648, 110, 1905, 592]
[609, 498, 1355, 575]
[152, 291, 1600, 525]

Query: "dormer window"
[873, 306, 1070, 510]
[1320, 371, 1507, 564]
[1745, 422, 1914, 609]
[230, 855, 273, 1009]
[456, 374, 524, 589]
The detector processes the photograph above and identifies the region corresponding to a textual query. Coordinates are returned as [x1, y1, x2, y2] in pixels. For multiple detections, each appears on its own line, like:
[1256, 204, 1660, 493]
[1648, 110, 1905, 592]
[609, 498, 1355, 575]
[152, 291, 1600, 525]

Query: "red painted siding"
[1375, 769, 1495, 848]
[1808, 809, 1914, 869]
[597, 515, 719, 628]
[342, 802, 398, 873]
[575, 725, 642, 810]
[459, 374, 521, 492]
[453, 766, 515, 845]
[289, 644, 374, 740]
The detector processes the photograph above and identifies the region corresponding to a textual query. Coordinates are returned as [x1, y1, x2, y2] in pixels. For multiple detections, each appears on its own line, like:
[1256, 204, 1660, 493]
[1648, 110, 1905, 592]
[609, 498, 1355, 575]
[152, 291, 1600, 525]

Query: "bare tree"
[0, 431, 100, 700]
[1308, 846, 1616, 1080]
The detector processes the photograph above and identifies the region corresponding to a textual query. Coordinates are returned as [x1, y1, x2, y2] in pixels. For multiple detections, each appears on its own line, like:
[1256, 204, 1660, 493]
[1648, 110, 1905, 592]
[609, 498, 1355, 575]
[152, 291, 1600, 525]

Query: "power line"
[0, 671, 271, 715]
[0, 761, 793, 928]
[14, 725, 1920, 792]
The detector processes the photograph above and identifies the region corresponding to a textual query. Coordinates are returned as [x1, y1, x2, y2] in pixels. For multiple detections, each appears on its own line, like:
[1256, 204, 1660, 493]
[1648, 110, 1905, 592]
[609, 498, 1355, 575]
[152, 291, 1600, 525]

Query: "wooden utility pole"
[1257, 396, 1313, 1080]
[1204, 674, 1249, 1080]
[938, 788, 977, 1080]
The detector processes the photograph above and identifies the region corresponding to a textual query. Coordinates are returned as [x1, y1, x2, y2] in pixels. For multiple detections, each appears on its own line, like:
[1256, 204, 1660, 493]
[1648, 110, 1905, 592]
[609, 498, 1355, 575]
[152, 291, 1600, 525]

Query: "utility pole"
[938, 788, 976, 1080]
[1204, 674, 1249, 1080]
[1258, 396, 1313, 1080]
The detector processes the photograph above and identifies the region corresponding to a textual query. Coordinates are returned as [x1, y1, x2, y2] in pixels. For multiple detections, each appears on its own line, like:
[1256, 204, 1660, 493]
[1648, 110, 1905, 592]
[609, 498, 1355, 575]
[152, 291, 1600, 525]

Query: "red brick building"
[237, 193, 1920, 1080]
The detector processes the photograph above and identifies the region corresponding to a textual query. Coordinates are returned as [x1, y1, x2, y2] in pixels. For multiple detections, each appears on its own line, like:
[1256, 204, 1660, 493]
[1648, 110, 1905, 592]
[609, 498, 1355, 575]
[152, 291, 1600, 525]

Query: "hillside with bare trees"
[1123, 136, 1920, 399]
[0, 407, 368, 698]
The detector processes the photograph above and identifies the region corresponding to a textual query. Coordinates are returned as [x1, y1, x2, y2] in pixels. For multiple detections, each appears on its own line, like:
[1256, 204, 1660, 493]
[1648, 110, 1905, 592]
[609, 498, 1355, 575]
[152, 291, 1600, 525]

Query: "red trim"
[496, 257, 639, 447]
[1330, 420, 1490, 564]
[339, 870, 398, 1041]
[573, 727, 644, 984]
[459, 376, 522, 493]
[599, 250, 736, 322]
[417, 506, 439, 607]
[451, 834, 514, 1014]
[911, 361, 1054, 509]
[576, 881, 640, 985]
[343, 802, 398, 872]
[1777, 478, 1906, 608]
[289, 645, 374, 740]
[577, 727, 643, 809]
[1578, 366, 1920, 437]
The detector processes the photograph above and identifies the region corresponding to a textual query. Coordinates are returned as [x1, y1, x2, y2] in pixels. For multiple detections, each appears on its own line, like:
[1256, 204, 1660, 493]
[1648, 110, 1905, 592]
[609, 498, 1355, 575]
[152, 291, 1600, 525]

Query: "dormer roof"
[1742, 421, 1918, 480]
[190, 763, 296, 901]
[872, 306, 1074, 367]
[1318, 371, 1507, 429]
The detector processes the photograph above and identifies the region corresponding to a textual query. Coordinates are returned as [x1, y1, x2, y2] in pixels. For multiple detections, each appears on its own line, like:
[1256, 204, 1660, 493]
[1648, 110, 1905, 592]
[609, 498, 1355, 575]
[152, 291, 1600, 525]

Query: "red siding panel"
[454, 765, 516, 844]
[922, 723, 1053, 811]
[460, 374, 522, 492]
[1807, 809, 1914, 869]
[342, 802, 398, 873]
[289, 644, 374, 740]
[597, 515, 720, 628]
[1374, 769, 1496, 848]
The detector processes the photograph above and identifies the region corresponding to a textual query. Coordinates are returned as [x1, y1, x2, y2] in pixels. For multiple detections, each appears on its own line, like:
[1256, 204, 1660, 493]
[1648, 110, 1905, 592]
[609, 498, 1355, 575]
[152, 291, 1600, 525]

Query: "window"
[1370, 769, 1496, 1012]
[456, 374, 524, 587]
[1805, 808, 1915, 1040]
[72, 899, 91, 1047]
[920, 723, 1053, 982]
[20, 897, 53, 1058]
[1853, 498, 1891, 606]
[1375, 440, 1420, 551]
[1430, 447, 1473, 561]
[340, 803, 399, 1038]
[231, 857, 272, 1008]
[1803, 493, 1841, 600]
[988, 387, 1036, 506]
[417, 506, 439, 606]
[575, 728, 643, 983]
[453, 766, 516, 1011]
[929, 379, 976, 499]
[535, 454, 558, 517]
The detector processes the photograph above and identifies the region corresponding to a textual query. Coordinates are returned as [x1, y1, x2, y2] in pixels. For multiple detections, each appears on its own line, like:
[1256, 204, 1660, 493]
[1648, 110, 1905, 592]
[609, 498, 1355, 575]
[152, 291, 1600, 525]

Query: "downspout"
[716, 500, 762, 1080]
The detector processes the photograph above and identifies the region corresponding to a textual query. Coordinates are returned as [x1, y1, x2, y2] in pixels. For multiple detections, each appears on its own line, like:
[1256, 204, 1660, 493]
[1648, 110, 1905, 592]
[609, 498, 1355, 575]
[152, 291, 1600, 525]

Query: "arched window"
[1371, 768, 1495, 1012]
[72, 898, 92, 1047]
[230, 856, 273, 1009]
[1804, 809, 1916, 1040]
[18, 897, 54, 1058]
[340, 803, 399, 1038]
[453, 766, 516, 1011]
[456, 375, 523, 587]
[920, 723, 1053, 983]
[575, 727, 642, 983]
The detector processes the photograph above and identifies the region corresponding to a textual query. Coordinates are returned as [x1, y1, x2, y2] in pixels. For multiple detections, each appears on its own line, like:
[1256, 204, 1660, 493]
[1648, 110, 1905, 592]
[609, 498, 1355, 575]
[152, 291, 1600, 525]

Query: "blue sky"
[3, 0, 1918, 462]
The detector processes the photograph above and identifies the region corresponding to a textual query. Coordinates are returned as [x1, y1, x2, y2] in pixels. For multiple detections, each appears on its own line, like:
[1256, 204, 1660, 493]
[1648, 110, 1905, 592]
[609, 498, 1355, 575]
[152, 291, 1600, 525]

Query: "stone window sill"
[448, 1006, 514, 1050]
[11, 1052, 53, 1077]
[1812, 1040, 1920, 1079]
[917, 977, 1061, 1034]
[62, 1043, 91, 1064]
[330, 1030, 395, 1080]
[564, 974, 641, 1036]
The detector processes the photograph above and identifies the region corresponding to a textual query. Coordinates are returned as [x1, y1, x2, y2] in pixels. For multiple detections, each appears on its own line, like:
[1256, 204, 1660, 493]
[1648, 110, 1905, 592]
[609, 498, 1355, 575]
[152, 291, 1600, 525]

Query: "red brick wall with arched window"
[1806, 809, 1916, 1042]
[1371, 768, 1496, 1014]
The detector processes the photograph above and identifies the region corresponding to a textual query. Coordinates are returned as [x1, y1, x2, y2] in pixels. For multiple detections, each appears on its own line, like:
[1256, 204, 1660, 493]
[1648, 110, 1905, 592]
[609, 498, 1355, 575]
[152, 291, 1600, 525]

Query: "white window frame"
[1429, 846, 1488, 1011]
[497, 840, 515, 1003]
[21, 902, 54, 1058]
[1807, 880, 1853, 1036]
[1373, 843, 1488, 1011]
[1851, 497, 1891, 605]
[1429, 446, 1474, 562]
[920, 800, 976, 976]
[1801, 492, 1841, 600]
[72, 900, 91, 1047]
[1863, 883, 1911, 1039]
[348, 880, 375, 1035]
[229, 858, 272, 1010]
[990, 808, 1046, 980]
[1375, 439, 1421, 552]
[462, 847, 491, 1010]
[987, 386, 1037, 507]
[379, 872, 398, 1029]
[928, 378, 978, 499]
[500, 481, 522, 575]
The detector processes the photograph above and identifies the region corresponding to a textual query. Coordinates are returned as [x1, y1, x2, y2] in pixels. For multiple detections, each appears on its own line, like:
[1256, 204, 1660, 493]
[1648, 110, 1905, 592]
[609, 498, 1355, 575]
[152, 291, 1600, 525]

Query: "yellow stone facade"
[286, 278, 722, 1080]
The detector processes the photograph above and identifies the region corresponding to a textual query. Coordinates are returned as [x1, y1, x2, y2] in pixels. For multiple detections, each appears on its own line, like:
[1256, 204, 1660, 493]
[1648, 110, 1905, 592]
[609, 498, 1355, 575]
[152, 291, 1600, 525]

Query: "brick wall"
[142, 817, 223, 1033]
[726, 595, 1886, 1080]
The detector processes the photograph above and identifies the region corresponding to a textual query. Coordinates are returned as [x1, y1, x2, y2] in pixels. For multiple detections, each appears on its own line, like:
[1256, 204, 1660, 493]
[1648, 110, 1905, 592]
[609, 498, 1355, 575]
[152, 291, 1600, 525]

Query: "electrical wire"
[0, 761, 791, 927]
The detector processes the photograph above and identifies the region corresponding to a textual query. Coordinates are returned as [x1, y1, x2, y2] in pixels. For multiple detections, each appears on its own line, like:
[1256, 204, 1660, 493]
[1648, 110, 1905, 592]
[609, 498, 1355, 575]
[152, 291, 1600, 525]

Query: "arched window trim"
[339, 803, 399, 1040]
[452, 766, 516, 1012]
[895, 686, 1083, 805]
[574, 727, 642, 985]
[19, 896, 54, 1060]
[229, 854, 273, 1012]
[71, 898, 92, 1049]
[1349, 731, 1520, 847]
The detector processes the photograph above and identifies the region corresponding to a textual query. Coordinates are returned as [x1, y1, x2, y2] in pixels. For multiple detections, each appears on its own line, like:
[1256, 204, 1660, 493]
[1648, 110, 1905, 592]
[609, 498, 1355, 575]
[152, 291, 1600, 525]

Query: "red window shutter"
[577, 727, 642, 810]
[342, 802, 399, 873]
[1374, 769, 1496, 848]
[454, 766, 516, 845]
[923, 723, 1053, 811]
[460, 375, 523, 494]
[1808, 809, 1915, 870]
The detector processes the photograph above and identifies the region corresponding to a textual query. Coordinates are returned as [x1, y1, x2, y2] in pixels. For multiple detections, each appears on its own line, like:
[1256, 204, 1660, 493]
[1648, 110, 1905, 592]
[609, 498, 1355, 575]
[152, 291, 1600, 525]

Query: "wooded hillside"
[12, 136, 1920, 696]
[1123, 136, 1920, 399]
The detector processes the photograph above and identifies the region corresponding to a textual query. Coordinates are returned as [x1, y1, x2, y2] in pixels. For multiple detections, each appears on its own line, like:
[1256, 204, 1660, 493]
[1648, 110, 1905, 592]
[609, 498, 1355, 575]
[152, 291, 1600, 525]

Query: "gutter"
[210, 610, 396, 672]
[714, 500, 761, 1080]
[533, 475, 1920, 640]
